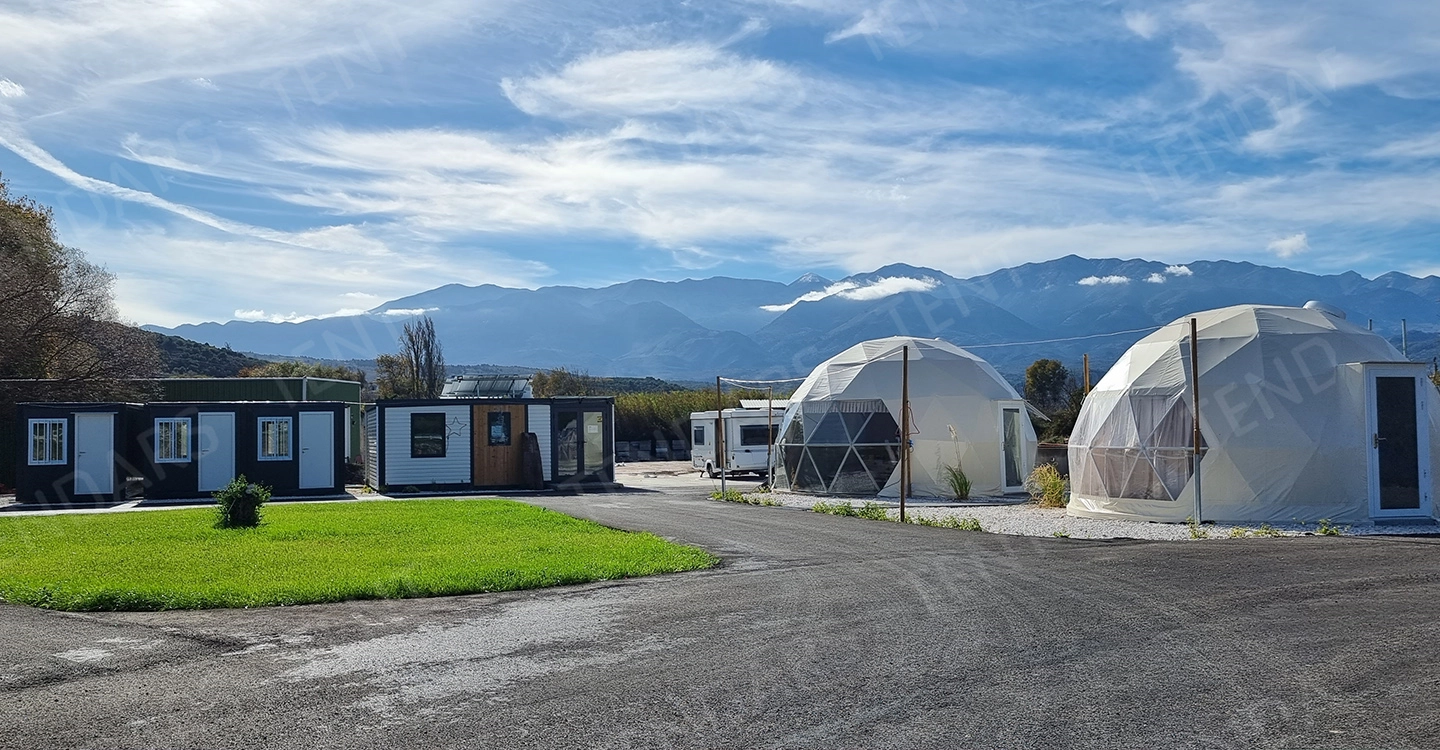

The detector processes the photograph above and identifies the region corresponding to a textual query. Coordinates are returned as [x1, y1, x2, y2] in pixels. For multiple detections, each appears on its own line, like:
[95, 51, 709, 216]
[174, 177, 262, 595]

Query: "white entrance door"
[299, 411, 334, 490]
[74, 412, 114, 496]
[197, 412, 237, 493]
[1367, 368, 1433, 519]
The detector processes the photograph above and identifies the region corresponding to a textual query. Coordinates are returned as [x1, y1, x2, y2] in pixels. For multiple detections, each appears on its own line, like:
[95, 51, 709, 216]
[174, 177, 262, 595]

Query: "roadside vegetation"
[810, 501, 983, 531]
[1025, 464, 1069, 507]
[0, 499, 716, 611]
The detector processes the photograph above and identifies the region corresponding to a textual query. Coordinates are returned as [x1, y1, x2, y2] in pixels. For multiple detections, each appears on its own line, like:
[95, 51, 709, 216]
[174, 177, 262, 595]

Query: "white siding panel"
[528, 404, 552, 481]
[364, 407, 380, 488]
[383, 405, 471, 486]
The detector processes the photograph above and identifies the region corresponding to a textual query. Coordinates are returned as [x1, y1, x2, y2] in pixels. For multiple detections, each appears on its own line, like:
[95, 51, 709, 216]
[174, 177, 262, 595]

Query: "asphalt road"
[3, 488, 1439, 749]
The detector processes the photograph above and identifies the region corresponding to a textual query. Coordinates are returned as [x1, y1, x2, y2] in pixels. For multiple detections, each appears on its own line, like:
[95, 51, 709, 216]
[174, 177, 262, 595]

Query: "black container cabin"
[15, 403, 145, 505]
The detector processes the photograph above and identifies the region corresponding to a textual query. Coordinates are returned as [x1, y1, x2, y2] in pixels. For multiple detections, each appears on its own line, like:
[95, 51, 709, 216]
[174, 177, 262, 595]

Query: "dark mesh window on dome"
[840, 412, 870, 442]
[791, 449, 825, 491]
[855, 445, 901, 490]
[855, 410, 900, 444]
[807, 446, 850, 489]
[782, 445, 805, 480]
[830, 448, 879, 494]
[809, 411, 850, 444]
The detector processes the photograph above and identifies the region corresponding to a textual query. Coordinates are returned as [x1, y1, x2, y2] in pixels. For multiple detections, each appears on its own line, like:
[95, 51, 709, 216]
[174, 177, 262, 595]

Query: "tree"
[1024, 359, 1070, 412]
[1431, 369, 1440, 391]
[530, 367, 597, 397]
[374, 316, 445, 399]
[239, 360, 365, 384]
[0, 175, 160, 488]
[0, 175, 159, 400]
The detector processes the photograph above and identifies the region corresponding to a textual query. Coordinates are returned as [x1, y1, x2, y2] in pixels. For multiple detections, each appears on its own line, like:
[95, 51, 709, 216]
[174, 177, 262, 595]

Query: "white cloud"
[1123, 11, 1159, 40]
[761, 276, 939, 312]
[379, 307, 438, 317]
[501, 45, 801, 117]
[234, 308, 367, 323]
[1371, 132, 1440, 160]
[1078, 275, 1131, 286]
[1267, 232, 1309, 258]
[1166, 264, 1193, 276]
[0, 78, 24, 98]
[1145, 273, 1166, 283]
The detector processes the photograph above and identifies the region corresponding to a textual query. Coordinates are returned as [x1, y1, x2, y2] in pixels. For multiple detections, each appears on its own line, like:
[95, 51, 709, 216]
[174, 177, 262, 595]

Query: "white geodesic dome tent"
[775, 337, 1038, 498]
[1068, 303, 1440, 524]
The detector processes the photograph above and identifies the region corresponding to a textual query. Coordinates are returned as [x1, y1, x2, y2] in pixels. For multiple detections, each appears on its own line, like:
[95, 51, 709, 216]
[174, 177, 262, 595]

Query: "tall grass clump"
[1024, 463, 1069, 508]
[941, 425, 972, 500]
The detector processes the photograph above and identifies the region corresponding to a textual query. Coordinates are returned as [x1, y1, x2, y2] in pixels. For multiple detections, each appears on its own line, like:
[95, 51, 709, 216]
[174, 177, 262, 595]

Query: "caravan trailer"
[690, 401, 788, 479]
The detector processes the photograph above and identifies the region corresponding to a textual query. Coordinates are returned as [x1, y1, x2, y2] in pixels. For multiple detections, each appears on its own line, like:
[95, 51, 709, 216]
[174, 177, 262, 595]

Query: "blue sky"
[1, 0, 1438, 327]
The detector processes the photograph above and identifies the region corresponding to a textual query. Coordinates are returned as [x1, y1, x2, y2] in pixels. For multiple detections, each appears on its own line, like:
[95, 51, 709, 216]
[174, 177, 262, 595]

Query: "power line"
[717, 376, 808, 385]
[960, 325, 1164, 349]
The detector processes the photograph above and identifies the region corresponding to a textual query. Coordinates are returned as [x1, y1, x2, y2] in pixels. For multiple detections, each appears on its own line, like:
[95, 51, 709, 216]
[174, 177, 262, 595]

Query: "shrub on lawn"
[1024, 463, 1069, 508]
[214, 475, 271, 529]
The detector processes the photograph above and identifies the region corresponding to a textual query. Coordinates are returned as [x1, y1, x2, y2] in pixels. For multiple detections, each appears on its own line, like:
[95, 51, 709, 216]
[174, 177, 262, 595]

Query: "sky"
[1, 0, 1438, 327]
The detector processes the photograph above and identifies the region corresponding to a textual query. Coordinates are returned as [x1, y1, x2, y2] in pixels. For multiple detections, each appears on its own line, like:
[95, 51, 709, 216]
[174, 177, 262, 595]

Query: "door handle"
[1373, 434, 1386, 448]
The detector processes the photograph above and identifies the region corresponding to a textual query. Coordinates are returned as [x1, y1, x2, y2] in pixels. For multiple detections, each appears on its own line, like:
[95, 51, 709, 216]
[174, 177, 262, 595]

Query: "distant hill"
[146, 256, 1440, 382]
[149, 331, 269, 377]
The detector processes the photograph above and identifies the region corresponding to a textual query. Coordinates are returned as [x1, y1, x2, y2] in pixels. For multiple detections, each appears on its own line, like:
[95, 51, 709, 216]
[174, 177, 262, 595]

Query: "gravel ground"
[740, 490, 1440, 540]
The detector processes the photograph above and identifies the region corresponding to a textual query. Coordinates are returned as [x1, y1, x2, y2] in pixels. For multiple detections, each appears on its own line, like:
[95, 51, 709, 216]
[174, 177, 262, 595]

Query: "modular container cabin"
[15, 403, 146, 504]
[138, 402, 347, 500]
[146, 377, 363, 460]
[364, 397, 617, 492]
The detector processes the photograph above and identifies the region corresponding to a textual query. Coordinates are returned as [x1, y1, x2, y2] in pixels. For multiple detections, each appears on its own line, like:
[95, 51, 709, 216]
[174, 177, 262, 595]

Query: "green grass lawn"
[0, 499, 716, 611]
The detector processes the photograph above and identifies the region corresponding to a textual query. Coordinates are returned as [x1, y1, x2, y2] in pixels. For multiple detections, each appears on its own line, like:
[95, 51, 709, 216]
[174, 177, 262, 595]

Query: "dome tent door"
[1366, 365, 1433, 519]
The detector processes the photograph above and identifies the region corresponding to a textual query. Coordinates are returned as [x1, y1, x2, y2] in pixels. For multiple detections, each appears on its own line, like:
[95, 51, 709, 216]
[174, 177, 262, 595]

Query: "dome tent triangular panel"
[1067, 303, 1440, 524]
[775, 336, 1038, 498]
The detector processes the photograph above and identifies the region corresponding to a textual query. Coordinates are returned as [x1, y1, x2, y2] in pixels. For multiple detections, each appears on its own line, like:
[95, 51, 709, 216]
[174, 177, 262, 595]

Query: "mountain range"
[147, 256, 1440, 382]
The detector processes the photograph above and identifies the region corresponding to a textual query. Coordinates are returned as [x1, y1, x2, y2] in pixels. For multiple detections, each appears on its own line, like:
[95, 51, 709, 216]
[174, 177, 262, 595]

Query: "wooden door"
[473, 404, 527, 487]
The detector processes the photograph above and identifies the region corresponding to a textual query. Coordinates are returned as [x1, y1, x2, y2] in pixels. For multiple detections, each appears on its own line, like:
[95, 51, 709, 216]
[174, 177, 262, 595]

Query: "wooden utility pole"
[1083, 353, 1091, 395]
[1190, 318, 1203, 523]
[766, 385, 774, 488]
[716, 376, 726, 497]
[899, 345, 909, 523]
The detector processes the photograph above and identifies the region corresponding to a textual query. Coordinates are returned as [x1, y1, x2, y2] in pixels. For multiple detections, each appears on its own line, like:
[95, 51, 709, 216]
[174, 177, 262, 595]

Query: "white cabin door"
[1002, 407, 1025, 492]
[197, 412, 237, 493]
[74, 412, 114, 496]
[299, 411, 334, 489]
[1368, 369, 1432, 518]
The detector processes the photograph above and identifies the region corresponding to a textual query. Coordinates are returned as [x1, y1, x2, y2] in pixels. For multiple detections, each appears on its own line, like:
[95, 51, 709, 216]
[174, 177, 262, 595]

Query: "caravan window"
[28, 419, 66, 465]
[410, 413, 448, 458]
[693, 426, 706, 446]
[154, 418, 191, 463]
[739, 424, 781, 447]
[258, 417, 293, 460]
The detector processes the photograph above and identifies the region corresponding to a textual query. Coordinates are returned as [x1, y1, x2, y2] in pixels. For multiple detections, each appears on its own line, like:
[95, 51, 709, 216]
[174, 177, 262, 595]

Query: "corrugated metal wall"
[364, 406, 380, 488]
[382, 405, 471, 486]
[528, 404, 552, 481]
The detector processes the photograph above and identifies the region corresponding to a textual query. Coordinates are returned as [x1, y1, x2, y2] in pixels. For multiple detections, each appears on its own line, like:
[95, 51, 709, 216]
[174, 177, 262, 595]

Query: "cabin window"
[411, 413, 447, 458]
[487, 411, 512, 446]
[154, 418, 192, 463]
[258, 417, 293, 460]
[28, 419, 66, 465]
[693, 426, 706, 446]
[739, 424, 781, 447]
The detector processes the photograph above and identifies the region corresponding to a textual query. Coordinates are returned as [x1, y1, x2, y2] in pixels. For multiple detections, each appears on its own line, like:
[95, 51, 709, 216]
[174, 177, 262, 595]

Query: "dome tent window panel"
[807, 446, 851, 490]
[782, 445, 805, 480]
[840, 412, 870, 442]
[808, 411, 850, 445]
[830, 448, 881, 495]
[854, 445, 901, 489]
[854, 410, 901, 445]
[791, 449, 826, 491]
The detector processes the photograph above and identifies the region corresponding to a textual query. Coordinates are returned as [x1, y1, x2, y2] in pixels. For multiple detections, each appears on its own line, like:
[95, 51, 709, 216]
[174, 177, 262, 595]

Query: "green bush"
[1024, 463, 1069, 508]
[213, 476, 271, 529]
[856, 501, 889, 521]
[811, 501, 857, 517]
